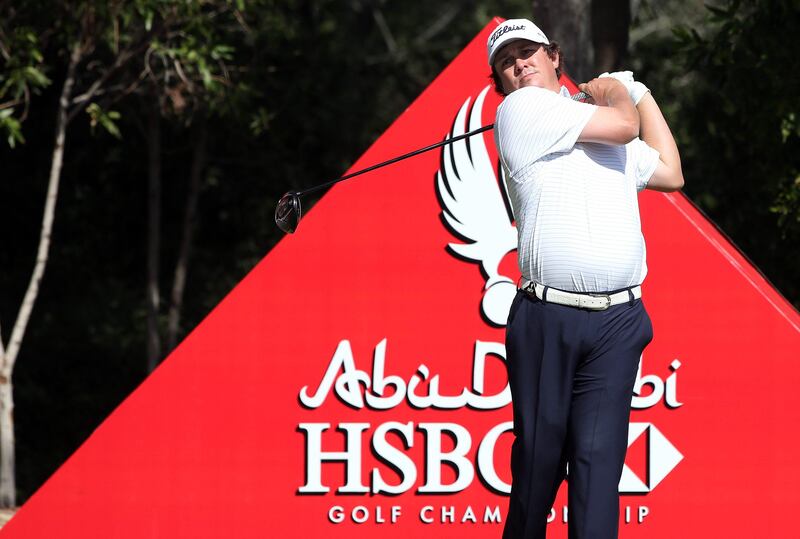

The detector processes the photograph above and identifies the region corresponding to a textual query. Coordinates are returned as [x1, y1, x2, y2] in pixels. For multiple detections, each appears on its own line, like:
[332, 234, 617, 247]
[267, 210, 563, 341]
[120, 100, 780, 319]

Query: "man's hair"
[489, 42, 563, 96]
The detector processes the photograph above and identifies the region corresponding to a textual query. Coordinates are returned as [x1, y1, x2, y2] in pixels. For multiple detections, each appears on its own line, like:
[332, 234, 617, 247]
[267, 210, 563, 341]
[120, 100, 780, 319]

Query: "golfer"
[488, 18, 683, 539]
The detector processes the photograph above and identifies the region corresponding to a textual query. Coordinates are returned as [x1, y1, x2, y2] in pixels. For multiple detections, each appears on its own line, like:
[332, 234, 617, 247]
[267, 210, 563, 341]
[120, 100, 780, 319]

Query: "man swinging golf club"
[488, 18, 683, 539]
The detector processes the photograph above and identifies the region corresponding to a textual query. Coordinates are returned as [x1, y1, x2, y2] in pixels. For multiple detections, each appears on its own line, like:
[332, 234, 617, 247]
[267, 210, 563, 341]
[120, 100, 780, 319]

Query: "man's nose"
[514, 57, 526, 73]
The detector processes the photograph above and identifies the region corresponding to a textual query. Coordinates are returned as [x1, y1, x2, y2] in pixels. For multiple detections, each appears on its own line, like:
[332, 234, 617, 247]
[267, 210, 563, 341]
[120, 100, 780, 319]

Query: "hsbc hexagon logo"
[620, 423, 684, 493]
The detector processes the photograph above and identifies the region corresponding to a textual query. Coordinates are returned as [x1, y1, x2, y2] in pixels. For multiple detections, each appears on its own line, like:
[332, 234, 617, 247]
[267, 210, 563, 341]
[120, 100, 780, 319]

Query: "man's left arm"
[637, 92, 684, 192]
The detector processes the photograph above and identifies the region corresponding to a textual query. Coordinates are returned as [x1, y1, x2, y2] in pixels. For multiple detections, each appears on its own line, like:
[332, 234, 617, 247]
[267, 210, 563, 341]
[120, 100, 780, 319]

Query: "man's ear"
[552, 51, 560, 70]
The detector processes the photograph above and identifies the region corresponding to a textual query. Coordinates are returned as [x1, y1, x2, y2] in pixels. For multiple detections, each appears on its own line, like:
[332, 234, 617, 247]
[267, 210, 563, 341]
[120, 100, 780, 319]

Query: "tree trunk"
[0, 380, 14, 508]
[166, 116, 207, 352]
[592, 0, 631, 74]
[531, 0, 593, 83]
[146, 104, 162, 372]
[0, 39, 83, 508]
[530, 0, 631, 82]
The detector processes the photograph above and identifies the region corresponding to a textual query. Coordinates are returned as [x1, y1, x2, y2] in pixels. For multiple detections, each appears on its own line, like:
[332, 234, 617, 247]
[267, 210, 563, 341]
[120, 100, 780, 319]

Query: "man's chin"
[518, 76, 559, 93]
[519, 78, 543, 90]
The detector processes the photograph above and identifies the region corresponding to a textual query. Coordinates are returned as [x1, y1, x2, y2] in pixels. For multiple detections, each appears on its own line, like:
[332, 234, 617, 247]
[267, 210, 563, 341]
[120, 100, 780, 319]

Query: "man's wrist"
[609, 82, 633, 106]
[629, 81, 650, 106]
[599, 71, 650, 106]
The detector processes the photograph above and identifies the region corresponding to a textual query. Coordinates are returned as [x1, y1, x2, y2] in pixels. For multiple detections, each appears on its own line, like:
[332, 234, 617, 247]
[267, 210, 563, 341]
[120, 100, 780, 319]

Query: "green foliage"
[119, 1, 257, 117]
[0, 109, 24, 147]
[670, 0, 800, 305]
[1, 0, 256, 147]
[0, 28, 49, 94]
[0, 26, 50, 148]
[86, 103, 122, 138]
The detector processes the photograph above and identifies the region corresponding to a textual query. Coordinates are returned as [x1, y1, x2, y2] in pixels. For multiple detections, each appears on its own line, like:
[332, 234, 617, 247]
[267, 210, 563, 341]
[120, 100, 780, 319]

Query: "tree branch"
[232, 8, 252, 35]
[414, 5, 460, 45]
[67, 50, 133, 117]
[167, 115, 206, 351]
[146, 102, 162, 372]
[372, 8, 400, 62]
[21, 84, 30, 121]
[172, 58, 196, 93]
[66, 33, 156, 124]
[629, 16, 674, 46]
[0, 29, 10, 62]
[102, 69, 150, 109]
[3, 39, 83, 372]
[0, 99, 22, 111]
[0, 321, 5, 360]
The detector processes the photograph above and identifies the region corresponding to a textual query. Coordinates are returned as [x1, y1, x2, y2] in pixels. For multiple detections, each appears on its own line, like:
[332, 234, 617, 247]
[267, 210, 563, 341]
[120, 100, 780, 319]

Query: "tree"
[0, 0, 254, 507]
[0, 2, 127, 508]
[673, 0, 800, 306]
[0, 9, 59, 508]
[133, 1, 253, 370]
[530, 0, 634, 82]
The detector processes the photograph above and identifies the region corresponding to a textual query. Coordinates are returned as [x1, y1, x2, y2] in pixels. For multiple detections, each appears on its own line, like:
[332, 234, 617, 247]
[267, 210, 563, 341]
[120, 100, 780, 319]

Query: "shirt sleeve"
[625, 137, 661, 191]
[495, 86, 597, 176]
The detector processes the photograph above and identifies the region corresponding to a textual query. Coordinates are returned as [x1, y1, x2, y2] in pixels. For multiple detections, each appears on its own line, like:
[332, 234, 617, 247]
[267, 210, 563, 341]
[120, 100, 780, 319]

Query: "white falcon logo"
[436, 86, 518, 326]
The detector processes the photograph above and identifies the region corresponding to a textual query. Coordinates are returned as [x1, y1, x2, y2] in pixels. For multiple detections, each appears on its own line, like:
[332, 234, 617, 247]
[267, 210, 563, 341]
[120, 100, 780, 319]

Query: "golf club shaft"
[298, 124, 494, 197]
[295, 90, 590, 198]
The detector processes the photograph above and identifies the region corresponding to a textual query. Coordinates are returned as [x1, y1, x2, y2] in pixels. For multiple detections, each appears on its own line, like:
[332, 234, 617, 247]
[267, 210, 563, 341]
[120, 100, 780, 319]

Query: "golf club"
[275, 90, 591, 234]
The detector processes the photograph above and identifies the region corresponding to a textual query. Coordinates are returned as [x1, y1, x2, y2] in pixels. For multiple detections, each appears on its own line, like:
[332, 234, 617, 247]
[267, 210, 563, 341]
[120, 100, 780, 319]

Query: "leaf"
[23, 66, 51, 88]
[1, 115, 24, 148]
[706, 3, 731, 22]
[85, 103, 122, 139]
[200, 64, 212, 88]
[781, 113, 798, 143]
[211, 44, 235, 61]
[99, 115, 122, 139]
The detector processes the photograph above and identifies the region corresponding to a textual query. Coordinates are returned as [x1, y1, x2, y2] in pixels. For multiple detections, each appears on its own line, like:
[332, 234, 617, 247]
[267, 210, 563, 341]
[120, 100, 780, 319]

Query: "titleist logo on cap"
[489, 24, 525, 47]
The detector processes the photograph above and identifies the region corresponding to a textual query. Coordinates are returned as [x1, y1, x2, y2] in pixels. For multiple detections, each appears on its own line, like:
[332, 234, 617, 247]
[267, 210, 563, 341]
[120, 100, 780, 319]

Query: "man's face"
[493, 39, 560, 95]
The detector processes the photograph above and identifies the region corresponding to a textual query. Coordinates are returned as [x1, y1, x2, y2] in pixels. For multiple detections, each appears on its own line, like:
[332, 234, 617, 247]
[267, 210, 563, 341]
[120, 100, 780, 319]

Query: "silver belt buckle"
[588, 294, 612, 310]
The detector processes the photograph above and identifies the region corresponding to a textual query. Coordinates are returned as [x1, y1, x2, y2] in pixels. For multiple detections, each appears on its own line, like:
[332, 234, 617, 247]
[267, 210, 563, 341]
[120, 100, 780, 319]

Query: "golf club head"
[275, 191, 302, 234]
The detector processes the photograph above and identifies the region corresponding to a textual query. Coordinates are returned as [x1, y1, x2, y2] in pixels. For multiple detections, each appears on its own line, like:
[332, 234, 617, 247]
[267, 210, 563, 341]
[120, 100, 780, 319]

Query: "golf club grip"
[298, 89, 590, 197]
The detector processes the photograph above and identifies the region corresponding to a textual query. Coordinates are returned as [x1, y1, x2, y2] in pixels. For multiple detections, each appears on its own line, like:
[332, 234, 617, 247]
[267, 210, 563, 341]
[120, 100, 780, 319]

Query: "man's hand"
[596, 72, 683, 191]
[579, 77, 629, 107]
[577, 78, 639, 145]
[598, 71, 650, 105]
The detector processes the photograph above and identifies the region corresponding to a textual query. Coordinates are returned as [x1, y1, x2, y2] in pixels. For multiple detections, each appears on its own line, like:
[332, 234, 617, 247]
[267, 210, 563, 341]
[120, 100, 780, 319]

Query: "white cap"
[487, 18, 549, 67]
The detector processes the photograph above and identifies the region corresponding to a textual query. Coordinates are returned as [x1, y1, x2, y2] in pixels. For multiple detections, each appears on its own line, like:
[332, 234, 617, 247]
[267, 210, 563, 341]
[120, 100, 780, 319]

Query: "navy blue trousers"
[502, 290, 653, 539]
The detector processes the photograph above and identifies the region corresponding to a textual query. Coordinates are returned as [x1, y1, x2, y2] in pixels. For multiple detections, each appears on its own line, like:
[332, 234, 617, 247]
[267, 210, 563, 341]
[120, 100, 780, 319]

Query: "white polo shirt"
[494, 85, 660, 293]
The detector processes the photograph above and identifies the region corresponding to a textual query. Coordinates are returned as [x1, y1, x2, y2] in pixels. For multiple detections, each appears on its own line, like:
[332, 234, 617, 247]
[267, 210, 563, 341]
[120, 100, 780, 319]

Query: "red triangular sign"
[3, 18, 799, 539]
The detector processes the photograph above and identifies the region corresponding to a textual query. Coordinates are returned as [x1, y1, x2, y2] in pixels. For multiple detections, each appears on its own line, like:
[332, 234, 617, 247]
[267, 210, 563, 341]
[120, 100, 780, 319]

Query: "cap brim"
[489, 37, 541, 67]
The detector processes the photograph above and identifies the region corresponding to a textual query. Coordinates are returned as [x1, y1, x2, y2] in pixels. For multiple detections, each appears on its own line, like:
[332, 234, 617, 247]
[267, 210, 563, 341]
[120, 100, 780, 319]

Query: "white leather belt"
[521, 281, 641, 311]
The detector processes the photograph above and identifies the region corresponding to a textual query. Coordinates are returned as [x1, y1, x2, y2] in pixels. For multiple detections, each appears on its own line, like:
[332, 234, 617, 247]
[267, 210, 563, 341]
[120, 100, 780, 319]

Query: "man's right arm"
[577, 78, 639, 145]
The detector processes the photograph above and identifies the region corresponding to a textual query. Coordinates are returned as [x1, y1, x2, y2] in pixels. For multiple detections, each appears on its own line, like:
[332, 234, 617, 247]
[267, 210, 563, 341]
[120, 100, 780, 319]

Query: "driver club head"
[275, 191, 302, 234]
